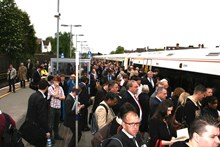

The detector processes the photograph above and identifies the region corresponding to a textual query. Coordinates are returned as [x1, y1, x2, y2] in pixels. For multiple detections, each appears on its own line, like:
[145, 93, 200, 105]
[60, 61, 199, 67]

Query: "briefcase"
[19, 119, 46, 145]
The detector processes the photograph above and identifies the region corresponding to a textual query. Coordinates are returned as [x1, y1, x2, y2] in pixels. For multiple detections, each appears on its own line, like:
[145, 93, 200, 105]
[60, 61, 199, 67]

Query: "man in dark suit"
[102, 69, 116, 85]
[64, 87, 84, 147]
[141, 71, 155, 97]
[33, 65, 42, 85]
[59, 74, 68, 122]
[25, 79, 50, 147]
[121, 80, 142, 120]
[79, 76, 90, 131]
[105, 103, 147, 147]
[149, 87, 167, 117]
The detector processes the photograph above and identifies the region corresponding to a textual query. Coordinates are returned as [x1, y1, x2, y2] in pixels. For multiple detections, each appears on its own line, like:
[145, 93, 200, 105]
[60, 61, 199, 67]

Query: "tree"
[115, 46, 124, 54]
[0, 0, 38, 65]
[47, 32, 75, 58]
[110, 46, 124, 54]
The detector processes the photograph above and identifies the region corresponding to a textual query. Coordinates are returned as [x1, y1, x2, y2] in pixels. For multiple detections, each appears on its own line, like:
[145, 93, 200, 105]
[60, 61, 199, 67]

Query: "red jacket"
[0, 113, 16, 147]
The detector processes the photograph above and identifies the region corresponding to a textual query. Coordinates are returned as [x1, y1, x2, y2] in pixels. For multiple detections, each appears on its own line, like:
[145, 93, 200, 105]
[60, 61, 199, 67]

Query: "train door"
[145, 59, 152, 72]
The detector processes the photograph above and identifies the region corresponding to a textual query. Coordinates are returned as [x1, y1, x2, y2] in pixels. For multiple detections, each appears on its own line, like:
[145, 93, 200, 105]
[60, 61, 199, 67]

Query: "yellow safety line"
[0, 87, 21, 99]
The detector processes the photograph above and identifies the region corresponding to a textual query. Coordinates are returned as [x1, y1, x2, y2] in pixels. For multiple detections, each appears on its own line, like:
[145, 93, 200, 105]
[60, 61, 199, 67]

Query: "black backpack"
[100, 135, 123, 147]
[2, 113, 24, 147]
[91, 104, 108, 135]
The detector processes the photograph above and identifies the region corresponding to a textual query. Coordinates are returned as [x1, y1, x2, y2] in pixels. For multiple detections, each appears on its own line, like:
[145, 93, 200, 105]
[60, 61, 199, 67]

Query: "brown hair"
[53, 75, 61, 82]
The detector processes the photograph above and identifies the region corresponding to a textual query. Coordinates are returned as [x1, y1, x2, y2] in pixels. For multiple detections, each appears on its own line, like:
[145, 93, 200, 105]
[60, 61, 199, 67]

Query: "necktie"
[132, 137, 138, 147]
[134, 95, 142, 110]
[150, 78, 154, 87]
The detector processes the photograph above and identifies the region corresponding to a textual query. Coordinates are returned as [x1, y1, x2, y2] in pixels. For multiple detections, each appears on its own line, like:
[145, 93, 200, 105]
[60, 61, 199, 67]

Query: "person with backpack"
[0, 110, 23, 147]
[103, 103, 147, 147]
[95, 92, 120, 130]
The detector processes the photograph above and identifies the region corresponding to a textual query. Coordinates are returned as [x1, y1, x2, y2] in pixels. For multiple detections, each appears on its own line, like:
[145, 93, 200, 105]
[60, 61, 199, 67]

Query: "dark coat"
[79, 82, 90, 107]
[64, 93, 76, 128]
[33, 70, 41, 84]
[26, 91, 49, 133]
[138, 92, 150, 132]
[184, 98, 202, 127]
[149, 118, 176, 147]
[59, 81, 68, 97]
[141, 76, 155, 97]
[149, 96, 162, 117]
[121, 91, 141, 118]
[106, 130, 144, 147]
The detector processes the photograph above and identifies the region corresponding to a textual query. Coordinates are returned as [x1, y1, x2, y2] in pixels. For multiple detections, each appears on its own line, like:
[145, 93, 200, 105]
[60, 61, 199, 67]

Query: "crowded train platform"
[0, 58, 220, 147]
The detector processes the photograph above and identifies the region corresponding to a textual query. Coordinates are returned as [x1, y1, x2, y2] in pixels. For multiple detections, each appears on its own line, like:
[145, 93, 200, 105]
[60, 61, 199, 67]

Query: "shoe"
[82, 126, 90, 131]
[8, 91, 11, 93]
[13, 91, 16, 93]
[54, 135, 64, 140]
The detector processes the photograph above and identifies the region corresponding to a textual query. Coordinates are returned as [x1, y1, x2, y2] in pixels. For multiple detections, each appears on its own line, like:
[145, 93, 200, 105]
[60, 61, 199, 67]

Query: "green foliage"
[110, 51, 115, 54]
[47, 32, 74, 58]
[110, 46, 124, 54]
[115, 46, 124, 54]
[0, 0, 37, 65]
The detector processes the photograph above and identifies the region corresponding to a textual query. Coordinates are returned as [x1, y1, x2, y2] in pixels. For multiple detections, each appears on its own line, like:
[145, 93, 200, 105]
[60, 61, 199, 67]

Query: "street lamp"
[73, 34, 84, 51]
[77, 41, 87, 54]
[61, 24, 82, 58]
[54, 0, 61, 74]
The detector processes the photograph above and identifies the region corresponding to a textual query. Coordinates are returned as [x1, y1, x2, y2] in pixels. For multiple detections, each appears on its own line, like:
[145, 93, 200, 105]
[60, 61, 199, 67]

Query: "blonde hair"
[178, 92, 190, 106]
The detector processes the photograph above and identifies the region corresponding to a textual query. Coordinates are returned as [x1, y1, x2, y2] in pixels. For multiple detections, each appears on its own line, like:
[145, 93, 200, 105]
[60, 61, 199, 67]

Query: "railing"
[0, 72, 7, 81]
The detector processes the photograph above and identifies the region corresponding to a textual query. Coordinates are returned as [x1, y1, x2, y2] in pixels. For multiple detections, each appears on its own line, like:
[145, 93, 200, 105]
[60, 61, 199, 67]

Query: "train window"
[206, 52, 220, 56]
[166, 53, 174, 56]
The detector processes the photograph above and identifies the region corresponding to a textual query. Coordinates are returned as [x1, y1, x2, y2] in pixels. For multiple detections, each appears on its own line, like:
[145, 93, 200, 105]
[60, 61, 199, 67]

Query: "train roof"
[93, 47, 220, 76]
[93, 47, 220, 61]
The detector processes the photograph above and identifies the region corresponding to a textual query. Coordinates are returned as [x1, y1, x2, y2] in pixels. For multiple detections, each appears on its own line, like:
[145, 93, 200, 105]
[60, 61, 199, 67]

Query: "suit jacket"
[149, 96, 162, 117]
[64, 93, 76, 128]
[33, 70, 41, 84]
[138, 92, 150, 132]
[79, 82, 90, 106]
[141, 76, 155, 97]
[59, 81, 68, 97]
[121, 91, 141, 119]
[26, 91, 49, 132]
[106, 130, 144, 147]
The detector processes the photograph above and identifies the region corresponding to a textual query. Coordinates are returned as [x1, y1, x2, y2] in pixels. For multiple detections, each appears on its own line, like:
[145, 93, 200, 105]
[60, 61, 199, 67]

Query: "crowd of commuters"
[2, 59, 220, 147]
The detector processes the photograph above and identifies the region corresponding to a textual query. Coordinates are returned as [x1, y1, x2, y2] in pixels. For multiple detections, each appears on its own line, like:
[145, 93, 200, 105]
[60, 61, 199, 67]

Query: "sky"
[15, 0, 220, 54]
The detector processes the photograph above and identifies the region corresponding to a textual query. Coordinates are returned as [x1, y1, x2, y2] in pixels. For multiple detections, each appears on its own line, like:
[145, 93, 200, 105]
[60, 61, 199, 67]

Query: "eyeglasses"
[124, 121, 141, 127]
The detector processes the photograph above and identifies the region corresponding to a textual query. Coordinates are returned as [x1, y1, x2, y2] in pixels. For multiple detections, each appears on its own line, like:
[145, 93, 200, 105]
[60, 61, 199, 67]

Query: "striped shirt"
[48, 84, 64, 109]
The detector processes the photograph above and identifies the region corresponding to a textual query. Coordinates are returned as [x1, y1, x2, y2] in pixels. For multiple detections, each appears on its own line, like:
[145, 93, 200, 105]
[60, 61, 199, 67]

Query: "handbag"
[29, 81, 38, 90]
[155, 139, 164, 147]
[19, 119, 46, 145]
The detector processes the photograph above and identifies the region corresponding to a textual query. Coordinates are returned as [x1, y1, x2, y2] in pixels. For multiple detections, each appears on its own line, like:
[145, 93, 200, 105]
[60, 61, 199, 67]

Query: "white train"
[94, 47, 220, 76]
[93, 47, 220, 96]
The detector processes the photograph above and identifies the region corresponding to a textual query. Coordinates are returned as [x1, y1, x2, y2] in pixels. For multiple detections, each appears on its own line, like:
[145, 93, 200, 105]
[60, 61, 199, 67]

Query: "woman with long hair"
[149, 99, 176, 147]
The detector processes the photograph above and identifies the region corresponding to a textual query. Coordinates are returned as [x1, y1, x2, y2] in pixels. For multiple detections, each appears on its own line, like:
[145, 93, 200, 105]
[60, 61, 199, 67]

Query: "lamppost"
[77, 41, 87, 55]
[73, 34, 84, 51]
[54, 0, 61, 74]
[61, 24, 82, 58]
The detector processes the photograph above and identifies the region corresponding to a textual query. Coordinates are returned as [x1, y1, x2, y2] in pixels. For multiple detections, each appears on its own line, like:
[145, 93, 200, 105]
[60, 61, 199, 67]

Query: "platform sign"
[61, 53, 64, 58]
[88, 51, 92, 58]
